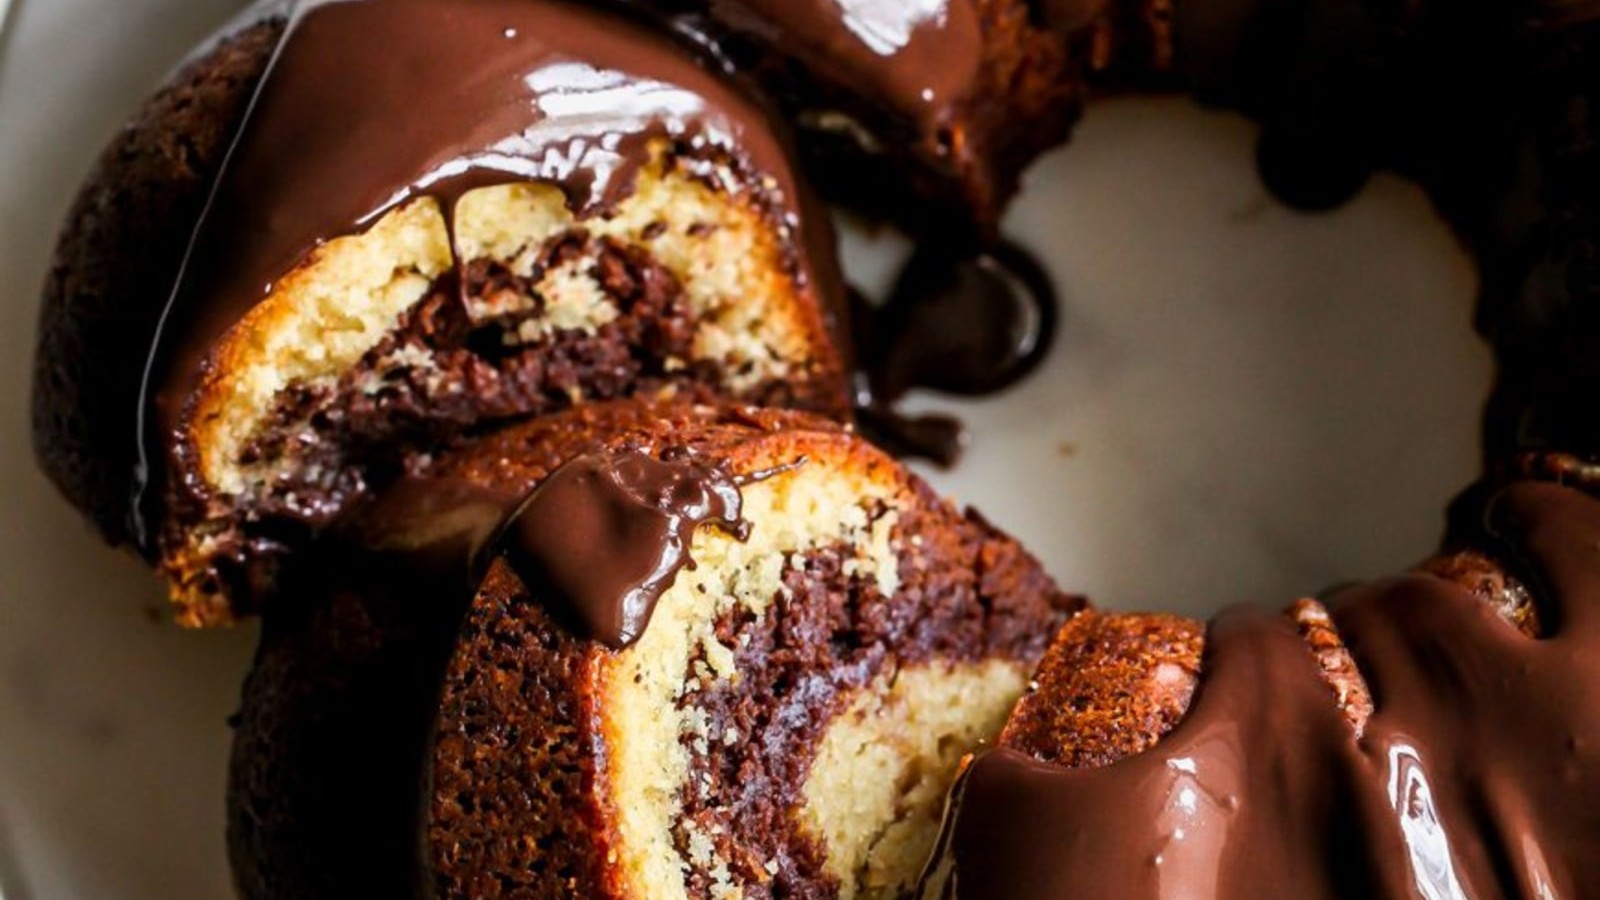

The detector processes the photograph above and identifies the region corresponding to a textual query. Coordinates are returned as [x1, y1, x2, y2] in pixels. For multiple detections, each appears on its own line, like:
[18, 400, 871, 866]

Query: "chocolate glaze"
[927, 609, 1369, 898]
[868, 240, 1057, 401]
[853, 240, 1057, 467]
[855, 404, 968, 469]
[335, 446, 812, 649]
[496, 449, 748, 648]
[928, 481, 1600, 898]
[702, 0, 983, 141]
[131, 0, 819, 546]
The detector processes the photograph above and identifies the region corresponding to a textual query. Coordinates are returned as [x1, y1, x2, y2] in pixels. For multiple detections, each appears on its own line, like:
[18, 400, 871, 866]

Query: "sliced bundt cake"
[228, 400, 1080, 899]
[921, 465, 1600, 897]
[33, 0, 850, 625]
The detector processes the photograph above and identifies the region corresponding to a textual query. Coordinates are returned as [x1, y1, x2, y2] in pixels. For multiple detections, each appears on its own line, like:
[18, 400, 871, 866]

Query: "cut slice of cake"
[227, 400, 1079, 899]
[33, 0, 849, 625]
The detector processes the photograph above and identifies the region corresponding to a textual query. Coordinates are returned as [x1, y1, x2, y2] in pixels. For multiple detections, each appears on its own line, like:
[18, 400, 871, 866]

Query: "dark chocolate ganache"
[927, 480, 1600, 898]
[336, 443, 805, 649]
[854, 240, 1058, 467]
[496, 449, 747, 648]
[866, 239, 1057, 402]
[131, 0, 818, 544]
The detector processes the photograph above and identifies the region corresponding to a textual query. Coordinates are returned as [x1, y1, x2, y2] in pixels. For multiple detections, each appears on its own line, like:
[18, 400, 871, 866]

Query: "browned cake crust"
[996, 599, 1378, 769]
[1286, 597, 1373, 735]
[775, 0, 1180, 235]
[998, 500, 1556, 775]
[997, 612, 1201, 769]
[32, 18, 285, 545]
[821, 0, 1080, 234]
[1419, 549, 1543, 638]
[229, 400, 1079, 899]
[949, 0, 1088, 227]
[226, 577, 455, 899]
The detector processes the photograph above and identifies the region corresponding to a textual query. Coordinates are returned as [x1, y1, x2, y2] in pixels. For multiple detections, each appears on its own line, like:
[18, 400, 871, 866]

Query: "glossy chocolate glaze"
[929, 481, 1600, 898]
[854, 240, 1057, 467]
[868, 240, 1057, 401]
[704, 0, 983, 140]
[335, 439, 812, 649]
[496, 449, 747, 648]
[130, 0, 818, 546]
[928, 609, 1367, 898]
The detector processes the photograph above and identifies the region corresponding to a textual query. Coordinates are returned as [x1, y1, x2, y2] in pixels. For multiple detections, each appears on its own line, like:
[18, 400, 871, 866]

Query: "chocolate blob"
[854, 240, 1057, 468]
[854, 404, 968, 469]
[496, 450, 749, 648]
[869, 240, 1057, 401]
[333, 442, 817, 649]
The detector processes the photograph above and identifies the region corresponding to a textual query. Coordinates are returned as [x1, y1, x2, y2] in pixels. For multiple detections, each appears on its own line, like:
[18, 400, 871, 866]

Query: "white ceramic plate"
[0, 1, 1489, 896]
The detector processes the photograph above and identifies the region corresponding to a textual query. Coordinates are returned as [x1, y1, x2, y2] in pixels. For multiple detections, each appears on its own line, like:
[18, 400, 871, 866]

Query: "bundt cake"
[33, 0, 852, 625]
[30, 0, 1600, 894]
[227, 399, 1079, 898]
[921, 461, 1600, 897]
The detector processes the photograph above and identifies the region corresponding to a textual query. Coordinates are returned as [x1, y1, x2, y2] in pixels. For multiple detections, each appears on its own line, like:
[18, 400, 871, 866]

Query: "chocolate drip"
[854, 240, 1057, 467]
[495, 450, 748, 648]
[335, 444, 808, 649]
[130, 0, 813, 545]
[867, 240, 1057, 400]
[855, 405, 968, 469]
[1340, 481, 1600, 896]
[928, 482, 1600, 897]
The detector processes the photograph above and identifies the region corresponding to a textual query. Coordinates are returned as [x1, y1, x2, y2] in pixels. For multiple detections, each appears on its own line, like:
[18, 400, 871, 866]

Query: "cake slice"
[33, 0, 849, 625]
[227, 400, 1079, 899]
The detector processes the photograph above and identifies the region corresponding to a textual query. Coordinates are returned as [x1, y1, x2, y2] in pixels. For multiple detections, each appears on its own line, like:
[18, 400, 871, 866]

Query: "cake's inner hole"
[893, 98, 1490, 616]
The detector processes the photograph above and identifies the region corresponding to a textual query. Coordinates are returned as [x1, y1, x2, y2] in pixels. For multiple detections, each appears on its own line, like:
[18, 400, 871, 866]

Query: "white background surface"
[0, 0, 1489, 896]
